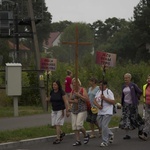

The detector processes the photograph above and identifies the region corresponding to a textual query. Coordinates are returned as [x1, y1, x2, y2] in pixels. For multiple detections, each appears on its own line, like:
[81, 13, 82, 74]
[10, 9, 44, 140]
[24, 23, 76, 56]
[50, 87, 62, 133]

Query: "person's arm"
[102, 89, 115, 105]
[101, 94, 115, 105]
[68, 91, 78, 104]
[134, 83, 142, 95]
[46, 96, 51, 102]
[62, 95, 70, 117]
[93, 98, 102, 109]
[74, 87, 89, 102]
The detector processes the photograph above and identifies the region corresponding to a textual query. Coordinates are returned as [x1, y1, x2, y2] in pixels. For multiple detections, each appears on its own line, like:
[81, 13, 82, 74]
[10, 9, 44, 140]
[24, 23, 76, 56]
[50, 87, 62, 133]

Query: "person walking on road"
[86, 77, 101, 138]
[94, 80, 115, 147]
[46, 80, 70, 144]
[119, 73, 144, 140]
[139, 74, 150, 141]
[69, 78, 90, 146]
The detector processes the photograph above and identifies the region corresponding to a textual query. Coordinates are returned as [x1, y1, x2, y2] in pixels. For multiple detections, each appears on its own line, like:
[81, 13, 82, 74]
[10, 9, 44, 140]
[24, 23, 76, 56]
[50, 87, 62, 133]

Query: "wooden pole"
[62, 24, 92, 92]
[27, 0, 46, 111]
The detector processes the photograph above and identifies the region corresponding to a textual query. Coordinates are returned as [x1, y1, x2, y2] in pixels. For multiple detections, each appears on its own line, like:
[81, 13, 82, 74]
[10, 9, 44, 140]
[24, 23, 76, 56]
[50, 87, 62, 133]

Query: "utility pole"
[27, 0, 46, 111]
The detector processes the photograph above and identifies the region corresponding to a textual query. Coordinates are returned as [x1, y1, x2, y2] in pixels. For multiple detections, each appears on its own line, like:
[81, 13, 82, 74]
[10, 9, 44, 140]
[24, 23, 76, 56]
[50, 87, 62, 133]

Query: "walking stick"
[101, 65, 106, 107]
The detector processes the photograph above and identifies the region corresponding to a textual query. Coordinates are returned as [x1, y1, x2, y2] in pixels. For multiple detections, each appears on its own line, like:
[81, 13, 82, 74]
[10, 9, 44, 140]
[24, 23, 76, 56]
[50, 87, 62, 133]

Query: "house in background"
[43, 32, 62, 53]
[8, 40, 30, 62]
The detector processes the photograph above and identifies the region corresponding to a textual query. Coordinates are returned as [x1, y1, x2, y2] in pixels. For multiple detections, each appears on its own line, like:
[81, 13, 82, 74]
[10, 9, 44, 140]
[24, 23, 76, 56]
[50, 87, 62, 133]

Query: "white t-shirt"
[95, 88, 115, 115]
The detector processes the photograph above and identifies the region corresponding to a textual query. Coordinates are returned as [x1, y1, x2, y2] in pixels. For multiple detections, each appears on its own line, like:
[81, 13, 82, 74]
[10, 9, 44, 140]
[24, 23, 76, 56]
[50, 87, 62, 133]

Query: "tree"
[90, 20, 106, 50]
[91, 18, 129, 51]
[0, 39, 12, 66]
[133, 0, 150, 61]
[51, 21, 73, 32]
[11, 0, 52, 51]
[59, 23, 94, 64]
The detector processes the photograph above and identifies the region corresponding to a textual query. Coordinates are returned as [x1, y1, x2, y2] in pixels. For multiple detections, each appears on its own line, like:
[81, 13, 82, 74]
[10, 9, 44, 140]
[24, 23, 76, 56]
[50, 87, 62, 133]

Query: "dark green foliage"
[20, 70, 40, 106]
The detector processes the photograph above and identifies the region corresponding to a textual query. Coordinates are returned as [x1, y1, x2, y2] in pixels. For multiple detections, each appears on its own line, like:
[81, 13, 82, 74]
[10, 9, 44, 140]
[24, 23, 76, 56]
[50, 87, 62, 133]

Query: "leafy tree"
[51, 21, 73, 32]
[91, 18, 130, 51]
[133, 0, 150, 61]
[90, 18, 138, 62]
[0, 39, 12, 66]
[90, 20, 106, 50]
[59, 23, 94, 64]
[10, 0, 52, 51]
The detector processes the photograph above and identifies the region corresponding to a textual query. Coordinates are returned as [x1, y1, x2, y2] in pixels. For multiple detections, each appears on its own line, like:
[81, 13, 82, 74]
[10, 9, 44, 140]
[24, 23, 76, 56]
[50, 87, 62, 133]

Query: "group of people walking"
[46, 71, 150, 147]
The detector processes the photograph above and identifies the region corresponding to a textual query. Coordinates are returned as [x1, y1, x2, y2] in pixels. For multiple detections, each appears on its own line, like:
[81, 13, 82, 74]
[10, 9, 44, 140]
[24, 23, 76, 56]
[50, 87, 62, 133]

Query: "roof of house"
[8, 41, 30, 51]
[43, 32, 61, 48]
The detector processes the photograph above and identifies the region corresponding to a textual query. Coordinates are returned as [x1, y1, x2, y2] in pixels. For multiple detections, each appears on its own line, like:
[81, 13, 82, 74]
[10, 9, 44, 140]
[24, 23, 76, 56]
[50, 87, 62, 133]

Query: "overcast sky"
[45, 0, 140, 24]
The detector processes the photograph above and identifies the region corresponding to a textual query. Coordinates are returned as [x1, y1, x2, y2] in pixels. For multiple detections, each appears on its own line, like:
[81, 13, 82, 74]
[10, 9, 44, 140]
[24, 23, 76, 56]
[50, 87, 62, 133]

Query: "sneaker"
[73, 141, 82, 146]
[123, 135, 131, 140]
[139, 133, 148, 141]
[100, 142, 108, 147]
[60, 132, 65, 141]
[90, 134, 96, 139]
[53, 139, 61, 144]
[84, 134, 89, 144]
[109, 134, 114, 143]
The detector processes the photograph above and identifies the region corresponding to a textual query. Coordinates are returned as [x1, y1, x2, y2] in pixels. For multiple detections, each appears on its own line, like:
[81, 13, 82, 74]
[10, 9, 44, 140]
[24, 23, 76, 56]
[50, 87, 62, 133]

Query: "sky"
[45, 0, 140, 24]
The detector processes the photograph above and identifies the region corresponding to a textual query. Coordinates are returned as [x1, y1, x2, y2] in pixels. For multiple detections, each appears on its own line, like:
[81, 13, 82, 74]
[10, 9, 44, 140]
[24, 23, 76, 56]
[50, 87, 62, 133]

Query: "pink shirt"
[65, 76, 72, 93]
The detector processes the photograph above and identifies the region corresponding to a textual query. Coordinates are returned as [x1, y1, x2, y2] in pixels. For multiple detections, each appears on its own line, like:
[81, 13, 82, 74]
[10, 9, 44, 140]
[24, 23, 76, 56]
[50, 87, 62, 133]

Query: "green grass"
[0, 116, 120, 143]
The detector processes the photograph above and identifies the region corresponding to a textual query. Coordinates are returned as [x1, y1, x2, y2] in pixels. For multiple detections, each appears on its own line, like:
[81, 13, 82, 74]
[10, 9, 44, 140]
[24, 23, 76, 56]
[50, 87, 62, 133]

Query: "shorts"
[51, 110, 65, 126]
[71, 111, 87, 130]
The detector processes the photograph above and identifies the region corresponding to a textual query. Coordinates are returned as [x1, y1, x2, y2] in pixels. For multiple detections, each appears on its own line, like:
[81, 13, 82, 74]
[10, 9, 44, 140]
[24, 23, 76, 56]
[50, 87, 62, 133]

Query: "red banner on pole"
[96, 51, 116, 67]
[40, 58, 57, 71]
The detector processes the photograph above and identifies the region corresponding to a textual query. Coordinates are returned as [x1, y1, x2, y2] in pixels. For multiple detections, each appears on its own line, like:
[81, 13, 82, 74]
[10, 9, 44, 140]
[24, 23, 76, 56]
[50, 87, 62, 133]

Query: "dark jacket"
[121, 82, 142, 106]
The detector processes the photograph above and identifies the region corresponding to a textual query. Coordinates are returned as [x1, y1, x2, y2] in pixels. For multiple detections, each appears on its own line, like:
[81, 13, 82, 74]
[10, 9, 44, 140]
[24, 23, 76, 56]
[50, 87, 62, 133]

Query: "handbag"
[91, 106, 98, 114]
[86, 100, 91, 111]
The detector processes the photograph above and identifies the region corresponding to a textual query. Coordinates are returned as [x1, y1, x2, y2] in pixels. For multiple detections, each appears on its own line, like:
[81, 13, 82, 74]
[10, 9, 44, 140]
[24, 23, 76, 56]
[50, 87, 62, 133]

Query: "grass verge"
[0, 116, 120, 143]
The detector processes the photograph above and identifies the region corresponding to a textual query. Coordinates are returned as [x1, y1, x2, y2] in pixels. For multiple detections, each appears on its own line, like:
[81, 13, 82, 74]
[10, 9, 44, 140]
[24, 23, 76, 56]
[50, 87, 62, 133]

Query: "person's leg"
[71, 113, 82, 146]
[72, 130, 82, 146]
[97, 115, 108, 147]
[53, 110, 65, 144]
[56, 125, 61, 139]
[139, 105, 150, 140]
[95, 121, 102, 136]
[77, 111, 87, 136]
[90, 123, 96, 137]
[86, 110, 95, 137]
[74, 130, 80, 141]
[101, 115, 112, 144]
[76, 111, 89, 144]
[90, 113, 96, 136]
[92, 113, 101, 137]
[123, 129, 131, 139]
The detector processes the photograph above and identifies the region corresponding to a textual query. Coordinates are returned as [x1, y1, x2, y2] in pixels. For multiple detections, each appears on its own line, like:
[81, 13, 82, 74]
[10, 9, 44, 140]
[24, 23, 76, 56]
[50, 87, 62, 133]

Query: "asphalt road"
[0, 104, 145, 150]
[0, 104, 143, 131]
[4, 128, 150, 150]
